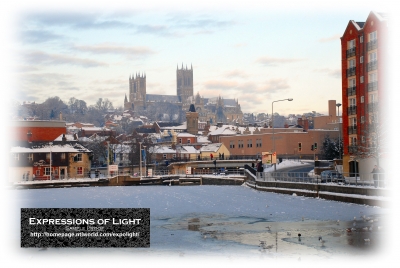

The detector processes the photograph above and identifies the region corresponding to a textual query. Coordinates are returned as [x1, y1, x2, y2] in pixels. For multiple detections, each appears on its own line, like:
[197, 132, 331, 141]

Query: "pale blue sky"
[4, 0, 394, 116]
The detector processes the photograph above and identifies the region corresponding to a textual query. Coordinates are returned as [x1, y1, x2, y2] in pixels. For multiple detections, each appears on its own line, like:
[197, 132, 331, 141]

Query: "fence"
[255, 171, 387, 187]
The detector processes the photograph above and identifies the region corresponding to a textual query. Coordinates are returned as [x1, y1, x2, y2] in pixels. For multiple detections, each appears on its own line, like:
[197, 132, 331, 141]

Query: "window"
[369, 52, 377, 62]
[230, 141, 235, 149]
[350, 137, 357, 145]
[36, 170, 40, 176]
[61, 153, 66, 160]
[360, 56, 363, 63]
[247, 139, 253, 148]
[369, 93, 377, 103]
[46, 153, 50, 160]
[163, 154, 167, 159]
[361, 116, 365, 123]
[360, 35, 364, 43]
[179, 138, 182, 143]
[361, 96, 364, 103]
[13, 153, 19, 161]
[172, 154, 176, 158]
[44, 167, 51, 176]
[349, 78, 356, 88]
[350, 98, 356, 106]
[298, 142, 302, 152]
[348, 59, 356, 68]
[348, 39, 355, 49]
[369, 31, 377, 41]
[361, 136, 366, 143]
[360, 76, 364, 83]
[187, 139, 191, 144]
[77, 167, 83, 175]
[28, 153, 33, 161]
[74, 153, 82, 162]
[369, 72, 377, 82]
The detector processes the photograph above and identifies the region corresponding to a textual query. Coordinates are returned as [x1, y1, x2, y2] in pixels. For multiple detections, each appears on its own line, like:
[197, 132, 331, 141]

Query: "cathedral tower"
[126, 73, 146, 110]
[177, 63, 193, 104]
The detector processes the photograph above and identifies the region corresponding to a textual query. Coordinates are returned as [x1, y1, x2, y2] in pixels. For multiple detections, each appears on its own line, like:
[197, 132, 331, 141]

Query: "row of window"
[230, 139, 263, 149]
[347, 31, 377, 49]
[13, 153, 82, 162]
[33, 167, 83, 176]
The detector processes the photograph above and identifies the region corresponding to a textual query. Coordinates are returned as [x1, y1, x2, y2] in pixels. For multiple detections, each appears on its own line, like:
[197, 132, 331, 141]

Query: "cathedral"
[124, 64, 243, 124]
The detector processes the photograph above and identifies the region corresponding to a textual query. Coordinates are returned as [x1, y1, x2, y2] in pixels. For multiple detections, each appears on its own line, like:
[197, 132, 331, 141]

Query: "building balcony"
[367, 39, 378, 51]
[347, 86, 356, 96]
[367, 81, 378, 92]
[367, 60, 378, 72]
[346, 67, 356, 77]
[347, 105, 357, 115]
[348, 145, 358, 154]
[346, 47, 356, 58]
[368, 102, 379, 113]
[348, 125, 357, 135]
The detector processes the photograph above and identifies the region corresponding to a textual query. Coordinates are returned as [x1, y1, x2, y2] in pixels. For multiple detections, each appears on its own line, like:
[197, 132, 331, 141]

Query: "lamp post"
[49, 142, 52, 180]
[336, 103, 342, 159]
[272, 98, 293, 171]
[107, 141, 110, 178]
[139, 142, 143, 179]
[143, 146, 147, 177]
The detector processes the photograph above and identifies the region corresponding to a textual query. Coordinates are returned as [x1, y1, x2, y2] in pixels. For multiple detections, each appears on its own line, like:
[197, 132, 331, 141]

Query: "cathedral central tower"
[177, 64, 193, 104]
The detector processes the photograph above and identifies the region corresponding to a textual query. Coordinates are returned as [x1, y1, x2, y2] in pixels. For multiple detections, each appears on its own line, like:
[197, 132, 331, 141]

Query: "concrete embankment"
[246, 180, 390, 208]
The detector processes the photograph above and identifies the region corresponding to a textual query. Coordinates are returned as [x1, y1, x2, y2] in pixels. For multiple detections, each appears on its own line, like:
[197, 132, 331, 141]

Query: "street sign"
[262, 152, 276, 164]
[109, 165, 118, 171]
[186, 167, 192, 175]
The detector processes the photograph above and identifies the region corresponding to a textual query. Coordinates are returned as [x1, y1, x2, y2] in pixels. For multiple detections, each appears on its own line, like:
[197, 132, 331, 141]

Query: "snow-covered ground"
[6, 184, 391, 267]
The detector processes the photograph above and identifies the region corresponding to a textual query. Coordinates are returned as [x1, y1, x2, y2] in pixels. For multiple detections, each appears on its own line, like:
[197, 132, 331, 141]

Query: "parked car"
[320, 170, 345, 183]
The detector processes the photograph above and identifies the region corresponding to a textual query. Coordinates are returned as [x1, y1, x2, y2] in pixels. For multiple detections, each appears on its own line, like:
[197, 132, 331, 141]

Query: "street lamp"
[139, 142, 143, 179]
[143, 146, 147, 177]
[107, 141, 110, 178]
[49, 142, 53, 180]
[272, 98, 293, 171]
[336, 103, 342, 159]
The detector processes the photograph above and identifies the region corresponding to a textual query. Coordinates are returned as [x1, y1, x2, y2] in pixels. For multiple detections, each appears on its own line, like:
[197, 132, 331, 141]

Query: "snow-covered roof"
[149, 146, 176, 154]
[200, 143, 222, 152]
[177, 132, 196, 138]
[11, 143, 91, 153]
[208, 126, 237, 136]
[197, 136, 211, 143]
[179, 146, 199, 154]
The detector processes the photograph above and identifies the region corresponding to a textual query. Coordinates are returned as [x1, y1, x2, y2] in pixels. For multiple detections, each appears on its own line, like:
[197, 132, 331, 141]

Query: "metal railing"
[367, 60, 378, 72]
[346, 47, 356, 58]
[347, 105, 357, 115]
[347, 86, 356, 96]
[255, 171, 387, 187]
[368, 81, 378, 92]
[347, 67, 356, 77]
[367, 39, 377, 51]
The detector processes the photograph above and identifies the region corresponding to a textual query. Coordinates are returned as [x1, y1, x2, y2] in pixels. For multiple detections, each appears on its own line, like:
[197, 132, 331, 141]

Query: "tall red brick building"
[340, 11, 388, 176]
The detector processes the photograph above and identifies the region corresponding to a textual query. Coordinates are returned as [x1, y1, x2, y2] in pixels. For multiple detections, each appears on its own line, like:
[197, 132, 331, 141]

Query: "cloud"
[73, 44, 156, 57]
[256, 56, 306, 66]
[19, 30, 64, 44]
[318, 34, 341, 43]
[255, 78, 290, 94]
[224, 70, 249, 79]
[233, 43, 247, 48]
[23, 50, 108, 68]
[203, 80, 238, 90]
[23, 12, 133, 30]
[314, 68, 341, 78]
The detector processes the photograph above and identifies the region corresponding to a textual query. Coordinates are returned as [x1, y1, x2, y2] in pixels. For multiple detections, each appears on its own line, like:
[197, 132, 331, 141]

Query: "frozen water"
[7, 184, 391, 266]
